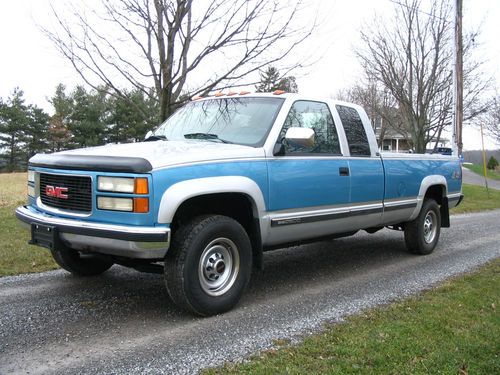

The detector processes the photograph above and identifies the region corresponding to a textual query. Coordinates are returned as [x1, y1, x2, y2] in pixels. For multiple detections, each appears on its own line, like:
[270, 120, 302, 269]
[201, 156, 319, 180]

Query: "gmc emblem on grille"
[45, 185, 69, 199]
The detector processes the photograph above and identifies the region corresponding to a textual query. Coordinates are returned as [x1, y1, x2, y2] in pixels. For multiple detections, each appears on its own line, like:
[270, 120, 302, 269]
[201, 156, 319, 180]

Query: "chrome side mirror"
[284, 127, 315, 148]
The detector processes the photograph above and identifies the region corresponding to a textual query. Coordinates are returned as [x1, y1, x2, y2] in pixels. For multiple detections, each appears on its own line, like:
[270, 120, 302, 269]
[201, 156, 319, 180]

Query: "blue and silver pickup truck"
[16, 92, 463, 316]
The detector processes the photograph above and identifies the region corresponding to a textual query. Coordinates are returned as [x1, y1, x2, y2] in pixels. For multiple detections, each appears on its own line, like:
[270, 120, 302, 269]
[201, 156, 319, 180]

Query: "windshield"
[152, 97, 285, 147]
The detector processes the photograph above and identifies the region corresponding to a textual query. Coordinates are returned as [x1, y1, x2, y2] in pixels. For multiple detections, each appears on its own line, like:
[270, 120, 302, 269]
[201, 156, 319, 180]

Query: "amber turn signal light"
[134, 178, 149, 194]
[133, 197, 149, 213]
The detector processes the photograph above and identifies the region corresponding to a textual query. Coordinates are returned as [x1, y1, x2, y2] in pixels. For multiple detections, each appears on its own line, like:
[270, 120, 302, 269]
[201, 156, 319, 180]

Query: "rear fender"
[408, 175, 447, 221]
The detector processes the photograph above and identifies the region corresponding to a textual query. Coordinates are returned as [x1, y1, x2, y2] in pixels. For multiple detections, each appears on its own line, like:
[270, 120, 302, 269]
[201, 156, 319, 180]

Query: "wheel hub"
[423, 211, 437, 244]
[214, 259, 226, 274]
[198, 238, 240, 296]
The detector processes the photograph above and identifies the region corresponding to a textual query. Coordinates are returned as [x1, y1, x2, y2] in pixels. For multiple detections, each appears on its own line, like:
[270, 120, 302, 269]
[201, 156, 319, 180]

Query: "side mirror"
[145, 130, 153, 140]
[285, 127, 315, 148]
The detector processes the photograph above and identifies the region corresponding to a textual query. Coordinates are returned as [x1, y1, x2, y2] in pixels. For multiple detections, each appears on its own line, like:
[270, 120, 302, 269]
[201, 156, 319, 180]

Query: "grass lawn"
[0, 173, 57, 277]
[463, 163, 500, 180]
[205, 259, 500, 374]
[451, 184, 500, 214]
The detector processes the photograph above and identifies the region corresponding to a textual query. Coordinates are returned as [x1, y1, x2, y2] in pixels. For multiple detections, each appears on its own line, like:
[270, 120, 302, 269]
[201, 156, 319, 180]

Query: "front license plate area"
[30, 224, 61, 251]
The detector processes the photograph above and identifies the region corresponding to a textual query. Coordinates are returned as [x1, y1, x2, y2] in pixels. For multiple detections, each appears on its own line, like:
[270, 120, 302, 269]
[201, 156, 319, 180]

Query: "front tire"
[404, 199, 441, 255]
[165, 215, 252, 316]
[51, 246, 113, 276]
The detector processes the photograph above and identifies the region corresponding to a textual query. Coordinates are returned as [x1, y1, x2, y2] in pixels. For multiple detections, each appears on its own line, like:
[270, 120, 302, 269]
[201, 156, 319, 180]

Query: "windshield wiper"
[183, 133, 232, 144]
[144, 134, 168, 142]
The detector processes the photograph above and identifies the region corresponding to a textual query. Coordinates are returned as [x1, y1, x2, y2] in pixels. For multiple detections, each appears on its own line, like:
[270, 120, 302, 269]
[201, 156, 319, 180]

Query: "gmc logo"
[45, 185, 69, 199]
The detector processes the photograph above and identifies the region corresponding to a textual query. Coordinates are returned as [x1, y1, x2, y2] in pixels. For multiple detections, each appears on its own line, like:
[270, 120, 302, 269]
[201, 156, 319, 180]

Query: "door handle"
[339, 167, 350, 176]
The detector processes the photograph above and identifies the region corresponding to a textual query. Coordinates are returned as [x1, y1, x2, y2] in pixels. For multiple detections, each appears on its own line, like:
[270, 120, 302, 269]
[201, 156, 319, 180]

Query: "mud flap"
[440, 198, 450, 228]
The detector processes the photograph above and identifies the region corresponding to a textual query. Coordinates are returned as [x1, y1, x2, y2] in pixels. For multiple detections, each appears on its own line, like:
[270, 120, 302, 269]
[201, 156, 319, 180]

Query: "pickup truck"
[16, 92, 463, 316]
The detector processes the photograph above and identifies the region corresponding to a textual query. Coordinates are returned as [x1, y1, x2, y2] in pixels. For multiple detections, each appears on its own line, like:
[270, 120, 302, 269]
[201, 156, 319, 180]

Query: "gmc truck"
[16, 92, 463, 316]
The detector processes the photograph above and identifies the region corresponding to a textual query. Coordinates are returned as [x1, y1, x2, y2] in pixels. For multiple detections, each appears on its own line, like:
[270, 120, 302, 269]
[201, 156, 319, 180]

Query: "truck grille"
[39, 173, 92, 213]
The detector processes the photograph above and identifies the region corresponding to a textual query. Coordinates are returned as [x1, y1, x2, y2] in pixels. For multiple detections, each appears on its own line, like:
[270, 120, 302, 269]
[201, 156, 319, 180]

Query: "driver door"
[266, 100, 351, 245]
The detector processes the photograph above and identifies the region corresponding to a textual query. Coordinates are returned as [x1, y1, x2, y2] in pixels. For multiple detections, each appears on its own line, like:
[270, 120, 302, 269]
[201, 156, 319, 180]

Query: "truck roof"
[191, 92, 360, 109]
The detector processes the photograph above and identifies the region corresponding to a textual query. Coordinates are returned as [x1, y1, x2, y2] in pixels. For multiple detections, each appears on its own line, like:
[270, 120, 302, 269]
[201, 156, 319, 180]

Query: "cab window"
[279, 101, 341, 155]
[336, 105, 371, 156]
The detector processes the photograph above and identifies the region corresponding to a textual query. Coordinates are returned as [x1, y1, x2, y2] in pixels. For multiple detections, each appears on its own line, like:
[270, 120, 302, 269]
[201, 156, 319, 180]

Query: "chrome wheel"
[423, 210, 437, 244]
[198, 237, 240, 296]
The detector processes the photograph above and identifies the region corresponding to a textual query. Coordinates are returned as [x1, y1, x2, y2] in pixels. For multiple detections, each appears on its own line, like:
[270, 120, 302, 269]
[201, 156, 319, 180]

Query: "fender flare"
[157, 176, 267, 227]
[408, 175, 448, 221]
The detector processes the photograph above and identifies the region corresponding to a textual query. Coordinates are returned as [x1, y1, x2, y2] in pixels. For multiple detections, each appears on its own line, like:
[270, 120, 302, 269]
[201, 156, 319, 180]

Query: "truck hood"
[29, 140, 266, 172]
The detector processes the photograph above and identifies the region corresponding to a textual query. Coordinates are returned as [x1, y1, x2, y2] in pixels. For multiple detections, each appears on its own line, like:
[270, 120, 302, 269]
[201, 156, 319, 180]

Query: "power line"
[388, 0, 450, 22]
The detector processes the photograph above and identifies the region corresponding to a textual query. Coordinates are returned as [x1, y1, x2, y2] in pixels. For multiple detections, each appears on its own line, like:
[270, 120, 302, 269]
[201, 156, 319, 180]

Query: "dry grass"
[0, 172, 27, 207]
[0, 172, 58, 276]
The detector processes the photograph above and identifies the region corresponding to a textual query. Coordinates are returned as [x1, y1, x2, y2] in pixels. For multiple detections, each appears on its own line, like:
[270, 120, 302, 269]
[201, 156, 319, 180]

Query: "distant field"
[0, 173, 499, 277]
[463, 163, 500, 180]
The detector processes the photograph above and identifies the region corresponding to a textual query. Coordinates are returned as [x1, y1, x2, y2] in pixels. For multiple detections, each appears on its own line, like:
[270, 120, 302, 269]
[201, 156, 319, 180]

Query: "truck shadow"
[57, 230, 411, 318]
[246, 230, 410, 297]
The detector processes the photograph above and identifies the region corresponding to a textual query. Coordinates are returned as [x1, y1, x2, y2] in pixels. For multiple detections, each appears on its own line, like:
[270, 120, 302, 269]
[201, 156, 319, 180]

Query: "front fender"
[157, 176, 267, 226]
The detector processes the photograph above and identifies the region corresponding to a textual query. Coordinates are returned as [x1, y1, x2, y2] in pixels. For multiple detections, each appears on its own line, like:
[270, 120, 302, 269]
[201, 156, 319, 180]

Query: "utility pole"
[454, 0, 463, 156]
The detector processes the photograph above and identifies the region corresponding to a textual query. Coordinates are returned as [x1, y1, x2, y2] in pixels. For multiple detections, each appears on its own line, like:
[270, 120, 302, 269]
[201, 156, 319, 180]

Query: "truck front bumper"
[15, 206, 170, 259]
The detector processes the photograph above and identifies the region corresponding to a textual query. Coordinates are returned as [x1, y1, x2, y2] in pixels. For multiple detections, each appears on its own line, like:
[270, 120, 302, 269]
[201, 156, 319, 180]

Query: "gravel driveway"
[1, 210, 499, 374]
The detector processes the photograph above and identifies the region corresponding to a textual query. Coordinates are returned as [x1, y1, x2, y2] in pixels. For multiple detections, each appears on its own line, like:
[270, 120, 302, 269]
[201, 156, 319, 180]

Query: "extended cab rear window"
[336, 105, 371, 157]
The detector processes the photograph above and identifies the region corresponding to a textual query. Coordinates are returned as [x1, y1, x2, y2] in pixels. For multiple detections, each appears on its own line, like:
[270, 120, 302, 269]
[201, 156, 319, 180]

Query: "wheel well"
[424, 184, 450, 228]
[171, 193, 263, 269]
[424, 184, 445, 205]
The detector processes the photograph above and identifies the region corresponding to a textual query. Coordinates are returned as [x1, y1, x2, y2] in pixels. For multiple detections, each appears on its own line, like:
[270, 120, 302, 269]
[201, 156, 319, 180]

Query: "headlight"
[98, 177, 135, 193]
[97, 176, 149, 194]
[97, 197, 133, 212]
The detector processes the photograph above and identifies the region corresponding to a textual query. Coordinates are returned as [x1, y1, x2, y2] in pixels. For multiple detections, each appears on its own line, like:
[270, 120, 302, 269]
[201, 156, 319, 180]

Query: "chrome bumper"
[15, 206, 170, 259]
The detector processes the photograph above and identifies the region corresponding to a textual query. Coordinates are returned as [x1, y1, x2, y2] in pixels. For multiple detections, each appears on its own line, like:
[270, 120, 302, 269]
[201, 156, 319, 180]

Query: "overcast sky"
[0, 0, 498, 149]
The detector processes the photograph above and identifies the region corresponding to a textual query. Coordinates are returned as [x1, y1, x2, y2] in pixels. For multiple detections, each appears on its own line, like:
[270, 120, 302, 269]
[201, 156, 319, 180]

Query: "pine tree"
[69, 86, 107, 148]
[106, 88, 160, 143]
[24, 105, 50, 159]
[49, 84, 73, 151]
[255, 66, 281, 93]
[0, 89, 29, 171]
[255, 66, 298, 93]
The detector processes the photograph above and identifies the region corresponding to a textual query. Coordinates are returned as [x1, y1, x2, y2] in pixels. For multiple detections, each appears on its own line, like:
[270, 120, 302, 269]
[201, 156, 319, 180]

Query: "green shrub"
[487, 156, 499, 170]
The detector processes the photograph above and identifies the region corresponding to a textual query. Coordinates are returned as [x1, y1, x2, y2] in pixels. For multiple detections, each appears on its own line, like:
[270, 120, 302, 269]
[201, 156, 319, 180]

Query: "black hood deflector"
[29, 154, 153, 173]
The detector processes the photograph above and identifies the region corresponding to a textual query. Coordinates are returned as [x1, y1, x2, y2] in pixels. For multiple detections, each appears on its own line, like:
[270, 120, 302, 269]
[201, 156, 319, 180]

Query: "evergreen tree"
[0, 89, 29, 171]
[24, 105, 50, 159]
[106, 89, 160, 143]
[49, 84, 73, 151]
[255, 66, 280, 92]
[487, 156, 499, 170]
[255, 66, 299, 93]
[69, 86, 108, 148]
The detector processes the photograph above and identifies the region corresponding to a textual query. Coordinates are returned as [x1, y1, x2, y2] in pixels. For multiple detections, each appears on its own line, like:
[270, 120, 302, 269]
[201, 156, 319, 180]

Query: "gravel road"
[1, 210, 499, 374]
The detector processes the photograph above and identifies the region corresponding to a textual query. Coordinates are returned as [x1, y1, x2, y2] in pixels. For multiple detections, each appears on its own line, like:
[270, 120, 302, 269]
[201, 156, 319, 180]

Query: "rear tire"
[404, 199, 441, 255]
[51, 247, 113, 276]
[165, 215, 252, 316]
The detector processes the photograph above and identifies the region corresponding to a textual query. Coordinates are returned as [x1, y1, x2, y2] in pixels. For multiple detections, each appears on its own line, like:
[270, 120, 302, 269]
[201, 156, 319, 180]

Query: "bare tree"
[355, 0, 490, 153]
[44, 0, 316, 122]
[485, 95, 500, 145]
